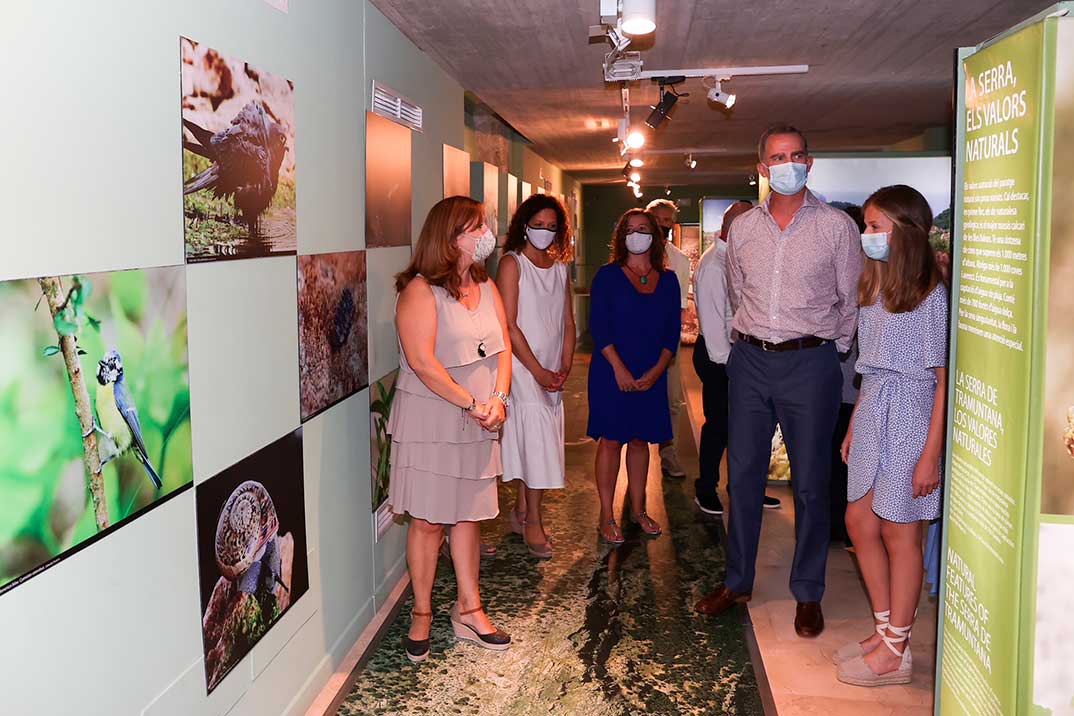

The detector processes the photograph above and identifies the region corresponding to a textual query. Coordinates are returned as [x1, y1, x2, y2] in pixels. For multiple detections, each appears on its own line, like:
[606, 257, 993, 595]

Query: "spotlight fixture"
[685, 153, 697, 169]
[634, 186, 644, 198]
[665, 186, 672, 196]
[705, 79, 736, 108]
[628, 156, 645, 168]
[621, 0, 656, 36]
[625, 129, 646, 149]
[748, 174, 757, 186]
[645, 88, 679, 129]
[629, 170, 642, 183]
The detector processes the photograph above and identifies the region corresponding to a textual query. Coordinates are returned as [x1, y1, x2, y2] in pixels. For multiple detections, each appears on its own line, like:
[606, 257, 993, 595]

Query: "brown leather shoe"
[694, 584, 752, 615]
[795, 601, 825, 638]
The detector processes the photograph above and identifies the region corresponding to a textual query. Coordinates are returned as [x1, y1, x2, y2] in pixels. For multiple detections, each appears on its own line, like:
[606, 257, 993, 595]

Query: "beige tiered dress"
[387, 279, 505, 525]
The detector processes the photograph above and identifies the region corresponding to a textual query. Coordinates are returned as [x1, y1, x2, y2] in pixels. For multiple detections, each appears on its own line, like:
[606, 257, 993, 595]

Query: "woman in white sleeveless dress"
[496, 195, 576, 557]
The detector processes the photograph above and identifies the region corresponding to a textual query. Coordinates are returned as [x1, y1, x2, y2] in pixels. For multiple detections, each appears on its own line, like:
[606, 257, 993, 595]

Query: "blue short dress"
[848, 284, 948, 522]
[587, 264, 681, 444]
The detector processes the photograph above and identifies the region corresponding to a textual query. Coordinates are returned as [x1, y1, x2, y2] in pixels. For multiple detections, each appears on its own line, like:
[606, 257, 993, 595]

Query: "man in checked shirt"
[694, 125, 863, 638]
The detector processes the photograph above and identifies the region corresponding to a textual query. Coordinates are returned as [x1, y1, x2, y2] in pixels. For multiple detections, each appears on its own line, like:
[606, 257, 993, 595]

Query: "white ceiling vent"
[371, 81, 423, 132]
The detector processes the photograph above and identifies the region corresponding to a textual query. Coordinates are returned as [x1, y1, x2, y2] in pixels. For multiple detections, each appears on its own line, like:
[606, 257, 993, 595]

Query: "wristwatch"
[491, 391, 510, 409]
[463, 395, 477, 412]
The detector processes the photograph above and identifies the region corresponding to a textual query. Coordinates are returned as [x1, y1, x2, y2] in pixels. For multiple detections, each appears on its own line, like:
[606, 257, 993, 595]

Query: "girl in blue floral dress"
[836, 185, 948, 687]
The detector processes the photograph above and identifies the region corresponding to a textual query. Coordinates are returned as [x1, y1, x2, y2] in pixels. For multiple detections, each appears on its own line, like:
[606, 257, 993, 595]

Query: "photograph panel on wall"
[483, 163, 500, 236]
[365, 112, 412, 249]
[521, 180, 532, 199]
[196, 429, 308, 693]
[369, 369, 401, 539]
[181, 37, 297, 263]
[443, 145, 470, 199]
[507, 173, 519, 225]
[678, 223, 702, 345]
[1043, 54, 1074, 515]
[699, 197, 742, 255]
[298, 251, 368, 422]
[0, 266, 193, 595]
[807, 156, 952, 253]
[1032, 522, 1074, 712]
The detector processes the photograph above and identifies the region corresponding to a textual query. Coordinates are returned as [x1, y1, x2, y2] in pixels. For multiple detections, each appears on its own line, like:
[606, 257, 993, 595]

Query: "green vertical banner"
[939, 19, 1051, 716]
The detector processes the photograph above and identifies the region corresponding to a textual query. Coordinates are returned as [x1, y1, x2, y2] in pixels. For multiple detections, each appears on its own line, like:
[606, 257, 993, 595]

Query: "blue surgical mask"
[767, 161, 808, 195]
[861, 232, 890, 261]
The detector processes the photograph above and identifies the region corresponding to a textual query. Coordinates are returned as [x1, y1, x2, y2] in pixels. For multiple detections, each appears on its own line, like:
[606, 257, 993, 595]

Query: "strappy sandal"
[630, 510, 662, 536]
[598, 517, 625, 544]
[833, 609, 916, 664]
[832, 609, 889, 664]
[836, 623, 913, 686]
[449, 603, 511, 650]
[403, 610, 433, 663]
[509, 509, 526, 536]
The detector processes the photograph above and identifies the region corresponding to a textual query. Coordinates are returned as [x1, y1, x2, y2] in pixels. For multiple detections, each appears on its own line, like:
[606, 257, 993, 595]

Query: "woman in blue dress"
[835, 185, 948, 687]
[588, 208, 681, 543]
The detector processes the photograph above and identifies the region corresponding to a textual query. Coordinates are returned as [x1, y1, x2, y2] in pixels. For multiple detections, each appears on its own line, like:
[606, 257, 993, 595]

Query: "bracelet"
[491, 390, 510, 409]
[463, 395, 477, 412]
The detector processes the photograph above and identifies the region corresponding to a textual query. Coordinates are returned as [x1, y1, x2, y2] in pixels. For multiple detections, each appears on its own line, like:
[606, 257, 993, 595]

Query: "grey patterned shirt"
[726, 189, 863, 352]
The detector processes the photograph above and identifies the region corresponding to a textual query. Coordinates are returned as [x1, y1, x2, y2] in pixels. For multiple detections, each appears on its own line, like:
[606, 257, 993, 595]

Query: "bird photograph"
[181, 37, 297, 263]
[0, 267, 192, 595]
[196, 430, 308, 693]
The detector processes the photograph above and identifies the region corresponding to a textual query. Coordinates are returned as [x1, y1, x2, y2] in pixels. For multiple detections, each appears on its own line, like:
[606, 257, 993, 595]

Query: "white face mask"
[766, 161, 808, 195]
[461, 228, 496, 263]
[625, 231, 653, 255]
[525, 226, 556, 251]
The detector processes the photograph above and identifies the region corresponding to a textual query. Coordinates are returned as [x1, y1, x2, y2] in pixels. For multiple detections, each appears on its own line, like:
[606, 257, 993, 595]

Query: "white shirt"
[666, 240, 691, 310]
[693, 240, 733, 363]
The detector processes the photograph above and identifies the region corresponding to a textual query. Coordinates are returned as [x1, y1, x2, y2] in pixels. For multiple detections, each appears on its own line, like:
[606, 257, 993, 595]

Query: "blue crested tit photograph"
[0, 266, 192, 594]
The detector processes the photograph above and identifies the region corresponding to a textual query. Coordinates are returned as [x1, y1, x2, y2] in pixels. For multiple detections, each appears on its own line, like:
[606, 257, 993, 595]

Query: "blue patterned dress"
[848, 284, 948, 522]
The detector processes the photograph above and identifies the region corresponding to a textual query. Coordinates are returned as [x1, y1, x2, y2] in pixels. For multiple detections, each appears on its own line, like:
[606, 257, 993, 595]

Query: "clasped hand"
[536, 367, 568, 393]
[613, 364, 661, 393]
[466, 398, 505, 432]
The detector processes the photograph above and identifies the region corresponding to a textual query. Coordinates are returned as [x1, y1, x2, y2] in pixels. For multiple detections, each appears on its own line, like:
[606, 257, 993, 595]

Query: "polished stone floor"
[335, 355, 764, 716]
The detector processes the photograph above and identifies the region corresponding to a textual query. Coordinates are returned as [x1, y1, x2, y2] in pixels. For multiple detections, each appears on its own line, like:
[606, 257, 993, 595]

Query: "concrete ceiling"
[370, 0, 1051, 186]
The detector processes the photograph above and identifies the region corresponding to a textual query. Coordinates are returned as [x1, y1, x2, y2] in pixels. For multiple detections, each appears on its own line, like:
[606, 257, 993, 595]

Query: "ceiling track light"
[621, 0, 656, 36]
[628, 156, 645, 168]
[703, 77, 736, 109]
[645, 85, 680, 130]
[685, 153, 696, 169]
[664, 186, 672, 196]
[629, 170, 642, 183]
[748, 174, 758, 186]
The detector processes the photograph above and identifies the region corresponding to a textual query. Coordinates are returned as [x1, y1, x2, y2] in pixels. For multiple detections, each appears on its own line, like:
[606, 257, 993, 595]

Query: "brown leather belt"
[739, 334, 829, 352]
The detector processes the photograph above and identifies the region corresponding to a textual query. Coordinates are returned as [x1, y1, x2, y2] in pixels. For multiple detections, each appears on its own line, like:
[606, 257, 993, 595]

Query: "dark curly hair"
[503, 194, 574, 262]
[609, 209, 667, 270]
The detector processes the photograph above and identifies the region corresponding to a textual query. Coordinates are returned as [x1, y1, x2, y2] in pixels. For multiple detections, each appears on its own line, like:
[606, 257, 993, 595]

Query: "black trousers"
[692, 335, 729, 498]
[829, 402, 854, 543]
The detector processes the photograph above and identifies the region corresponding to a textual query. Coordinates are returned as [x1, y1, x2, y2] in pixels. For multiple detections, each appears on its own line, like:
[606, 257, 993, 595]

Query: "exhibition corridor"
[6, 1, 1074, 716]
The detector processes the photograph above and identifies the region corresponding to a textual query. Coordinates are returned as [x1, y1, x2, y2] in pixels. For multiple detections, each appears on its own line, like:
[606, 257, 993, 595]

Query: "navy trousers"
[692, 334, 729, 498]
[724, 340, 842, 602]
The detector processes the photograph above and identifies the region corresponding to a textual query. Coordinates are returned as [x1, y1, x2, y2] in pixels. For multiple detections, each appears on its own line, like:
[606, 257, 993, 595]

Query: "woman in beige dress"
[390, 196, 513, 662]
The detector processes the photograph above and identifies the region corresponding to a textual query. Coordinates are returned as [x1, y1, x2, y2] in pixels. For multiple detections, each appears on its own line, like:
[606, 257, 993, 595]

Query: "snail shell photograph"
[196, 429, 308, 693]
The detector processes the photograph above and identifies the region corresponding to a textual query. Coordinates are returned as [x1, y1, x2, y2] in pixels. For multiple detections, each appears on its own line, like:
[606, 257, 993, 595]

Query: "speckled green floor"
[337, 356, 764, 716]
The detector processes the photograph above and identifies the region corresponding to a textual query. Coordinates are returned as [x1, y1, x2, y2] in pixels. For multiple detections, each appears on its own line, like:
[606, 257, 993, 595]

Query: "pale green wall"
[0, 2, 464, 715]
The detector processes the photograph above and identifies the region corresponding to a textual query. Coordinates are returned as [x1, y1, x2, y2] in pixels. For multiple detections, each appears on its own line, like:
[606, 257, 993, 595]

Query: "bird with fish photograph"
[180, 36, 297, 263]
